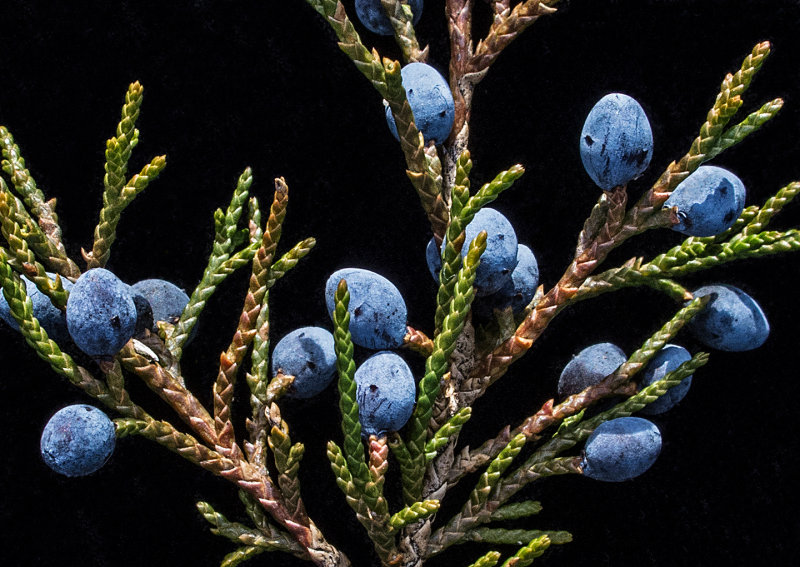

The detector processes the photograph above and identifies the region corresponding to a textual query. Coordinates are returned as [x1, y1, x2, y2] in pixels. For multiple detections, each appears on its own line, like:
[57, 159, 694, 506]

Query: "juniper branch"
[381, 0, 425, 62]
[0, 126, 78, 277]
[167, 168, 252, 359]
[405, 231, 487, 501]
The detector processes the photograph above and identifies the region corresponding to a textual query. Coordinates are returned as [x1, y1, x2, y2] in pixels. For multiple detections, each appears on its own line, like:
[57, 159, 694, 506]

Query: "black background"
[1, 1, 798, 565]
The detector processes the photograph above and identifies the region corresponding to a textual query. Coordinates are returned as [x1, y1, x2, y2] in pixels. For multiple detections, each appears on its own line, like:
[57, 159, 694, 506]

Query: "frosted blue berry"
[385, 62, 455, 144]
[40, 404, 116, 477]
[355, 0, 423, 35]
[271, 326, 337, 399]
[580, 93, 653, 190]
[66, 268, 137, 357]
[639, 344, 693, 415]
[325, 268, 408, 350]
[466, 209, 518, 296]
[664, 165, 746, 236]
[131, 279, 190, 331]
[0, 272, 73, 344]
[355, 351, 416, 437]
[688, 284, 769, 351]
[479, 244, 539, 314]
[582, 417, 661, 482]
[425, 209, 519, 296]
[558, 342, 626, 399]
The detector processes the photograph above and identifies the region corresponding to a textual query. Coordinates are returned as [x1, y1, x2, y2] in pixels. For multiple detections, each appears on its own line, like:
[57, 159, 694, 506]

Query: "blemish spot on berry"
[584, 135, 594, 146]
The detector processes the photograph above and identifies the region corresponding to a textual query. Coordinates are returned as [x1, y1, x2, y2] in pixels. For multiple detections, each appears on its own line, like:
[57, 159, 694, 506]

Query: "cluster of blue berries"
[559, 299, 767, 482]
[572, 93, 772, 481]
[426, 208, 540, 317]
[270, 267, 415, 437]
[62, 268, 190, 358]
[580, 93, 747, 237]
[0, 267, 190, 477]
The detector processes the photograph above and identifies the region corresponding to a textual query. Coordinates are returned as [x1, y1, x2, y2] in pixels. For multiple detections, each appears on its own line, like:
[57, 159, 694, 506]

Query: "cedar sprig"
[245, 238, 316, 408]
[705, 98, 783, 161]
[572, 263, 690, 304]
[425, 407, 472, 462]
[0, 126, 78, 277]
[331, 279, 395, 553]
[86, 81, 165, 269]
[248, 300, 271, 408]
[427, 457, 579, 556]
[331, 279, 371, 492]
[367, 435, 391, 519]
[267, 237, 316, 287]
[220, 546, 266, 567]
[267, 403, 307, 523]
[326, 441, 399, 564]
[636, 229, 800, 279]
[468, 551, 502, 567]
[465, 528, 570, 547]
[0, 187, 69, 309]
[101, 359, 149, 422]
[499, 534, 551, 566]
[214, 178, 289, 450]
[113, 417, 235, 473]
[119, 341, 219, 447]
[741, 180, 800, 236]
[435, 434, 527, 549]
[517, 297, 710, 452]
[575, 191, 611, 257]
[388, 499, 441, 530]
[247, 196, 263, 244]
[237, 490, 301, 554]
[88, 153, 167, 271]
[471, 1, 560, 77]
[103, 81, 143, 197]
[405, 231, 487, 501]
[196, 501, 304, 554]
[167, 168, 252, 359]
[708, 205, 759, 243]
[489, 501, 543, 522]
[387, 433, 418, 506]
[460, 165, 525, 221]
[434, 152, 474, 332]
[381, 0, 426, 62]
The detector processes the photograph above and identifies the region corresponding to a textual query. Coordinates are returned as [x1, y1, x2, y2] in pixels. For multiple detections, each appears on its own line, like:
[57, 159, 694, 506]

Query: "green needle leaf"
[467, 551, 502, 567]
[331, 280, 370, 491]
[425, 407, 472, 462]
[167, 168, 252, 359]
